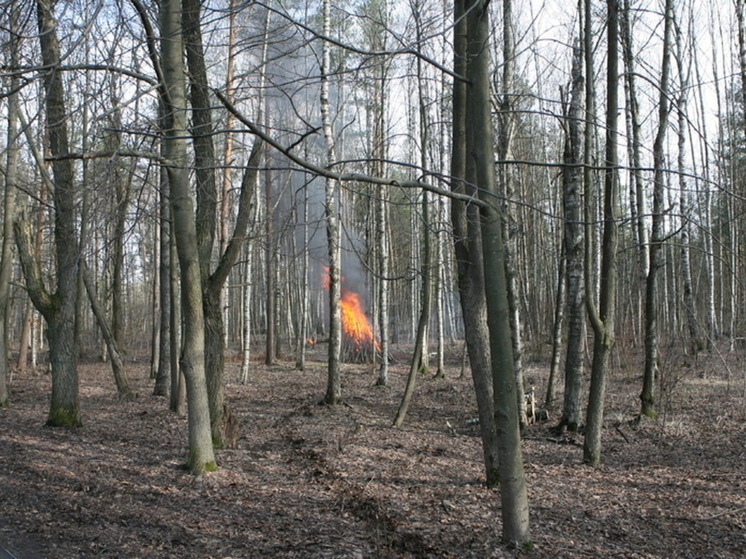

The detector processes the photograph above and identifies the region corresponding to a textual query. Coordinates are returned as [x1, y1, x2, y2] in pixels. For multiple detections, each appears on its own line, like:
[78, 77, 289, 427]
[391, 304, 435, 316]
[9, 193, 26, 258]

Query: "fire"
[321, 267, 380, 354]
[340, 290, 381, 351]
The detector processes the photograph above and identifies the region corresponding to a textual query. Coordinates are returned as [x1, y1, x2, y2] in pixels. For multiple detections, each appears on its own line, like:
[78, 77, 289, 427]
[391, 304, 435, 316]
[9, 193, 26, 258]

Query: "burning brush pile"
[340, 289, 381, 363]
[322, 267, 381, 363]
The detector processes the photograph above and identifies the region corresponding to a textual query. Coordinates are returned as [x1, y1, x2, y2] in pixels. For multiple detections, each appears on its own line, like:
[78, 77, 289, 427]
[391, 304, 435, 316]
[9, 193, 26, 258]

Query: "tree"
[449, 0, 500, 487]
[497, 0, 527, 426]
[557, 38, 586, 432]
[620, 0, 649, 332]
[0, 0, 21, 409]
[320, 0, 343, 405]
[467, 0, 530, 545]
[158, 0, 217, 473]
[641, 0, 674, 419]
[393, 0, 437, 427]
[15, 0, 83, 427]
[183, 0, 263, 447]
[584, 0, 620, 466]
[82, 264, 135, 400]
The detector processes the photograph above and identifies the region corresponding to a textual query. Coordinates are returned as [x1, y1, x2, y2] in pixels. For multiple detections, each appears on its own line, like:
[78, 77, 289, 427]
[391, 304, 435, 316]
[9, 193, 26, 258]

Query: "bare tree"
[641, 0, 674, 419]
[584, 0, 620, 466]
[0, 0, 21, 408]
[321, 0, 343, 405]
[15, 0, 83, 427]
[467, 0, 530, 544]
[557, 38, 586, 432]
[159, 0, 216, 472]
[449, 0, 500, 486]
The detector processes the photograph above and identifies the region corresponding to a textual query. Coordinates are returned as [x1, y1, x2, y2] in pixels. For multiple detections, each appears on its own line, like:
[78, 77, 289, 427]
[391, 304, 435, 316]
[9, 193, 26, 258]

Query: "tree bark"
[558, 40, 586, 432]
[321, 0, 343, 405]
[620, 0, 649, 320]
[82, 265, 135, 400]
[16, 0, 82, 427]
[154, 167, 172, 396]
[449, 0, 500, 487]
[0, 0, 20, 408]
[641, 0, 673, 419]
[546, 235, 565, 409]
[183, 0, 262, 446]
[467, 0, 531, 544]
[675, 17, 700, 355]
[16, 303, 32, 373]
[240, 241, 253, 385]
[159, 0, 216, 473]
[583, 0, 620, 466]
[498, 0, 527, 427]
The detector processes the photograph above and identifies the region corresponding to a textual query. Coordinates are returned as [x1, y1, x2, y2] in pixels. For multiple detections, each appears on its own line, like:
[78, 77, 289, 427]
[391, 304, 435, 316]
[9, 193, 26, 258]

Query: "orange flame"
[321, 267, 380, 351]
[340, 290, 381, 351]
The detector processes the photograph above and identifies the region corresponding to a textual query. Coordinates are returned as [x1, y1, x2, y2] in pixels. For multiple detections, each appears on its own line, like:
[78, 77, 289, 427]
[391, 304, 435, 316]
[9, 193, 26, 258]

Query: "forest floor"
[0, 342, 744, 558]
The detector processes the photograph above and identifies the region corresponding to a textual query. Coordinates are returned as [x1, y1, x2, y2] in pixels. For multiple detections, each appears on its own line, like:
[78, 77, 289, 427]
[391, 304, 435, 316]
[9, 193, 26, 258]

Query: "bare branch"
[213, 88, 485, 208]
[253, 1, 469, 84]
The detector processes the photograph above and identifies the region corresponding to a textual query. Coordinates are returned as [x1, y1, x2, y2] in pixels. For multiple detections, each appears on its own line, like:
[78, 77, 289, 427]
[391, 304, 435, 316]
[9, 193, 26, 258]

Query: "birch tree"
[320, 0, 343, 405]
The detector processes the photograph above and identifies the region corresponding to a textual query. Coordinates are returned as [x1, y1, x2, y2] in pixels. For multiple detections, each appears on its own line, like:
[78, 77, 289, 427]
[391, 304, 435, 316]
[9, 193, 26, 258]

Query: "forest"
[0, 0, 744, 557]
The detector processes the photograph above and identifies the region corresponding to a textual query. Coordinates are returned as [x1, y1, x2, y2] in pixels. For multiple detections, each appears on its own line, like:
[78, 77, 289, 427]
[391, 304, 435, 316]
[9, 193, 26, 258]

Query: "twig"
[615, 423, 631, 443]
[700, 506, 746, 521]
[213, 88, 486, 208]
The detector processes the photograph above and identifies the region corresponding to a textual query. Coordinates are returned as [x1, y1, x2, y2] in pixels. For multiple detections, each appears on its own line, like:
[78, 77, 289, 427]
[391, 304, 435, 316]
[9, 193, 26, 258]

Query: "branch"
[213, 88, 485, 208]
[209, 138, 264, 290]
[59, 64, 159, 86]
[253, 1, 469, 84]
[128, 0, 168, 103]
[44, 149, 167, 164]
[13, 218, 55, 320]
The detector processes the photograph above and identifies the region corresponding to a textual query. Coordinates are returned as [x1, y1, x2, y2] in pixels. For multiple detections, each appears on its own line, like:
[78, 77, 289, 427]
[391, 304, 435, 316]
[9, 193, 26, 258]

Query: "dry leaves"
[0, 346, 744, 558]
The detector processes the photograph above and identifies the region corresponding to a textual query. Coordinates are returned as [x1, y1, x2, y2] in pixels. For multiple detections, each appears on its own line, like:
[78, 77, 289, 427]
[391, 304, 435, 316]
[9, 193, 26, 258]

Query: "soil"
[0, 343, 744, 558]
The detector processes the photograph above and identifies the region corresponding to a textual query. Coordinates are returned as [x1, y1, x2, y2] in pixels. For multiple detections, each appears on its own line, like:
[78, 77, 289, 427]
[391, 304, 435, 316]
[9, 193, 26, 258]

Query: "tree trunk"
[376, 181, 390, 386]
[321, 0, 343, 405]
[641, 0, 673, 419]
[16, 0, 82, 427]
[296, 186, 310, 371]
[545, 237, 565, 409]
[413, 3, 433, 375]
[160, 0, 216, 473]
[183, 0, 262, 446]
[265, 162, 277, 366]
[240, 241, 253, 385]
[583, 0, 620, 466]
[392, 268, 432, 426]
[620, 0, 649, 335]
[467, 0, 530, 544]
[498, 0, 527, 426]
[558, 40, 586, 432]
[16, 303, 32, 372]
[154, 168, 172, 396]
[149, 217, 161, 380]
[0, 0, 20, 408]
[82, 265, 135, 400]
[449, 0, 500, 487]
[675, 18, 699, 355]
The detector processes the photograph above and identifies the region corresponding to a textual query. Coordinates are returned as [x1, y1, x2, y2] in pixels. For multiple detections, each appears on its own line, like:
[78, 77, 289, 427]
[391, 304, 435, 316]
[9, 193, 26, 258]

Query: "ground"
[0, 343, 744, 558]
